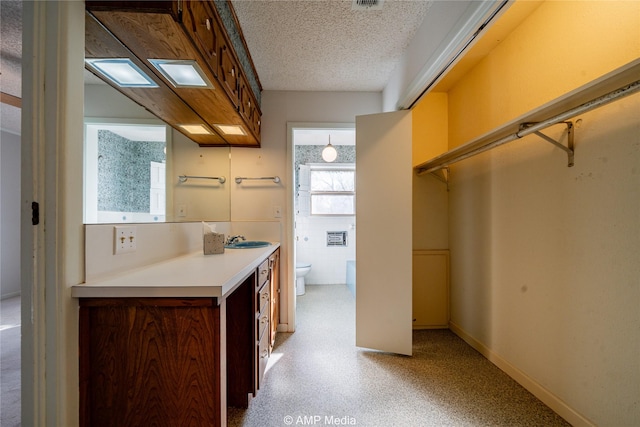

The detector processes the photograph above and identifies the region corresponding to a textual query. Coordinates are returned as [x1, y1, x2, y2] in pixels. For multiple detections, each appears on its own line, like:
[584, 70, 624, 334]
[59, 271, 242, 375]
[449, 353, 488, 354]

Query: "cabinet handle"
[261, 293, 269, 300]
[261, 269, 268, 275]
[205, 18, 211, 31]
[231, 67, 235, 77]
[260, 315, 268, 324]
[261, 350, 269, 359]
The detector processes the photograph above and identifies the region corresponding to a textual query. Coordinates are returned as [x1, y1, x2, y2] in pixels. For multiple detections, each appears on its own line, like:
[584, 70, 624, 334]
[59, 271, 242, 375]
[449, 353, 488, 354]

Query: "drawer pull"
[260, 315, 268, 324]
[261, 350, 269, 359]
[261, 293, 269, 300]
[205, 18, 211, 31]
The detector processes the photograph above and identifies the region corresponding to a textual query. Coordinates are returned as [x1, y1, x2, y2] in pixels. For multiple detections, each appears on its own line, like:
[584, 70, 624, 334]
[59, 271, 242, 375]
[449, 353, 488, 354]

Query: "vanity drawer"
[257, 282, 270, 315]
[257, 259, 269, 288]
[257, 310, 269, 342]
[257, 328, 269, 389]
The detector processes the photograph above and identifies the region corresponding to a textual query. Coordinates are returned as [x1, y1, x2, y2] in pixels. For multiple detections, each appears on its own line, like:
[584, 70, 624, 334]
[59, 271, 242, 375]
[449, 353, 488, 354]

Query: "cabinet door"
[412, 250, 449, 328]
[183, 0, 220, 78]
[251, 106, 262, 139]
[79, 298, 222, 427]
[238, 72, 253, 123]
[219, 40, 239, 107]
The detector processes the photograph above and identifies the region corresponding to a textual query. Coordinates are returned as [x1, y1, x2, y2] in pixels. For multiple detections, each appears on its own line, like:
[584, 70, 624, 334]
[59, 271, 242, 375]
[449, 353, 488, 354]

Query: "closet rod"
[417, 79, 640, 175]
[178, 175, 226, 184]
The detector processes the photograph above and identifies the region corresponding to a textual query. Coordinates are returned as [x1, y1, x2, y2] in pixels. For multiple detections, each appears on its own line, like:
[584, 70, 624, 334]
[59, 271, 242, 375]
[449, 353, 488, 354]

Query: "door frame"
[285, 122, 356, 332]
[21, 2, 85, 425]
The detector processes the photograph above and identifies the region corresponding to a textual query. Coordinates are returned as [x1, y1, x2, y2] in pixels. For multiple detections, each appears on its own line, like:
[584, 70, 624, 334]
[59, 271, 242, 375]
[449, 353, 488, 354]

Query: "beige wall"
[414, 1, 640, 426]
[412, 1, 640, 424]
[449, 90, 640, 427]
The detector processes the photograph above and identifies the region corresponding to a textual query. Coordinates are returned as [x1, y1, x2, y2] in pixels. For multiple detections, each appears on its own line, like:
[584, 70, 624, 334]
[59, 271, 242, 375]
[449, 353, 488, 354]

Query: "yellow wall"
[409, 1, 640, 424]
[411, 92, 448, 166]
[447, 0, 640, 148]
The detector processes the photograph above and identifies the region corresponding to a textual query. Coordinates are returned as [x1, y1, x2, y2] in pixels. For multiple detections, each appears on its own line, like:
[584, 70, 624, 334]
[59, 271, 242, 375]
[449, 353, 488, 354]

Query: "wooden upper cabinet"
[239, 73, 262, 139]
[238, 73, 252, 122]
[219, 40, 240, 108]
[85, 0, 261, 147]
[182, 0, 220, 78]
[251, 102, 262, 138]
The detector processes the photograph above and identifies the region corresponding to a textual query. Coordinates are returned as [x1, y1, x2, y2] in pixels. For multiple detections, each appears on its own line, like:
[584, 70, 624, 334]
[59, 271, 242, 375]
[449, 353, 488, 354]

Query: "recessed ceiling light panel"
[148, 59, 214, 89]
[178, 124, 213, 135]
[85, 58, 159, 88]
[214, 124, 247, 136]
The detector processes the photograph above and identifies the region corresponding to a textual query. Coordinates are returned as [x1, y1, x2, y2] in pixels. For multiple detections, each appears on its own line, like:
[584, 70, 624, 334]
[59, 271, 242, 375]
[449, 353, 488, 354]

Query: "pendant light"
[322, 135, 337, 162]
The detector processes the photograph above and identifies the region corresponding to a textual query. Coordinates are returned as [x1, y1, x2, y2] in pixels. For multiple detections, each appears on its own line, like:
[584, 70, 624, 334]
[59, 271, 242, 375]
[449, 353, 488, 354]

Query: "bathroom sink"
[225, 241, 271, 249]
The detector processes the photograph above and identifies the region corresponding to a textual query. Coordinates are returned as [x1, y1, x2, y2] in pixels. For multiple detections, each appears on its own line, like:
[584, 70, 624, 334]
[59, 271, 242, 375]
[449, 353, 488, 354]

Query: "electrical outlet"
[273, 205, 282, 218]
[114, 226, 137, 255]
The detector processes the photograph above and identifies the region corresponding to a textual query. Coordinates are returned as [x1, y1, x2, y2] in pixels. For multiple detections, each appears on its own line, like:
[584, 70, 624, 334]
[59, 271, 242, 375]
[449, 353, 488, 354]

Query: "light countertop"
[71, 243, 279, 299]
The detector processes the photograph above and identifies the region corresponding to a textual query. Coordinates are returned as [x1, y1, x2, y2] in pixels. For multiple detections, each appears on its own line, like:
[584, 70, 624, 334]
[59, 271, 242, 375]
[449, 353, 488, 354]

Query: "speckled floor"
[228, 284, 569, 427]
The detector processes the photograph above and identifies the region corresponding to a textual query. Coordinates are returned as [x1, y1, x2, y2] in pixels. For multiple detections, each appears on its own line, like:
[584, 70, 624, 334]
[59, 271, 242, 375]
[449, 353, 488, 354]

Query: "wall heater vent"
[327, 231, 348, 247]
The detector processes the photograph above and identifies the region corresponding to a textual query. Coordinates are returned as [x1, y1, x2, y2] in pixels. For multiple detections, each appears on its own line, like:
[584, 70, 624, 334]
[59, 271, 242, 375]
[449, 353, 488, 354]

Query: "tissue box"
[203, 233, 225, 255]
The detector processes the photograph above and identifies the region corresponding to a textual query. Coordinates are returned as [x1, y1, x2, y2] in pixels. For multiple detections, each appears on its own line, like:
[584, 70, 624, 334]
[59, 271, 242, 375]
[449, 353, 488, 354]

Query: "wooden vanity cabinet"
[79, 297, 224, 427]
[78, 248, 281, 425]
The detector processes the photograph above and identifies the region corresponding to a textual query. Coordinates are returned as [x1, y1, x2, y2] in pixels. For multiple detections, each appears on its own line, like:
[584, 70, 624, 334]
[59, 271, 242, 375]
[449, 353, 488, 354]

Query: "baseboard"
[449, 321, 595, 427]
[277, 323, 289, 333]
[1, 291, 21, 300]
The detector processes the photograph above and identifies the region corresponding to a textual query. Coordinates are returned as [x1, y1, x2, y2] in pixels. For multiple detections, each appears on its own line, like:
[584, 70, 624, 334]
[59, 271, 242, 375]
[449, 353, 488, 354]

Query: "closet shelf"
[415, 60, 640, 177]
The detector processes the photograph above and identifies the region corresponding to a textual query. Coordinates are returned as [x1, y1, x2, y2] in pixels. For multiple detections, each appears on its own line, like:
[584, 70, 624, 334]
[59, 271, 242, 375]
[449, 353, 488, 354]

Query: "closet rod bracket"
[520, 121, 574, 167]
[430, 167, 450, 187]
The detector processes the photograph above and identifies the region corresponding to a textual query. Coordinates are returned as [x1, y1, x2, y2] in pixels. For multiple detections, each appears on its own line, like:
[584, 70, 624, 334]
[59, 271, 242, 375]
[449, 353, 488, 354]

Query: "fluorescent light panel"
[178, 124, 213, 135]
[148, 59, 214, 88]
[214, 124, 246, 136]
[85, 58, 158, 88]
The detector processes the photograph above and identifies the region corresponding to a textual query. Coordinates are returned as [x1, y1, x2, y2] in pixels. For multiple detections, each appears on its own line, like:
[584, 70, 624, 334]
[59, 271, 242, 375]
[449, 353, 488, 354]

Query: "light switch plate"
[114, 226, 137, 255]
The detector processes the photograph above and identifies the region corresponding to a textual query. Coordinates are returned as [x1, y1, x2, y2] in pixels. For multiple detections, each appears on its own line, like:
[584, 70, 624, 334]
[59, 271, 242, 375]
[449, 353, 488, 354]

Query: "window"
[310, 165, 355, 215]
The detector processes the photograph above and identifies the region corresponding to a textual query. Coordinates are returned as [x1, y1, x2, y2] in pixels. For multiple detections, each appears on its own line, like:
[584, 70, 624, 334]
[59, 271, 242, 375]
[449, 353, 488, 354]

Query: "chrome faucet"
[226, 235, 246, 245]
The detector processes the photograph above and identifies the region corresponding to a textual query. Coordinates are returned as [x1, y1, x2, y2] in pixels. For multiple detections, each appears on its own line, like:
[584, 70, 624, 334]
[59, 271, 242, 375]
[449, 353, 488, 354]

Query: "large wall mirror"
[84, 76, 231, 223]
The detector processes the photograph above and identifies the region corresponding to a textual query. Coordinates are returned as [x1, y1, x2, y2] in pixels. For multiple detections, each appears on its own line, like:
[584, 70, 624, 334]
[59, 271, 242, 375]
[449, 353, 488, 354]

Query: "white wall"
[296, 216, 356, 285]
[1, 130, 21, 298]
[448, 93, 640, 426]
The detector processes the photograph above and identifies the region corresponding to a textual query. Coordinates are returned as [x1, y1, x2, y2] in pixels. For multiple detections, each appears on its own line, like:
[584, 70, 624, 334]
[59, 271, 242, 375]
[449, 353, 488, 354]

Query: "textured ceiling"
[231, 0, 432, 91]
[1, 1, 433, 135]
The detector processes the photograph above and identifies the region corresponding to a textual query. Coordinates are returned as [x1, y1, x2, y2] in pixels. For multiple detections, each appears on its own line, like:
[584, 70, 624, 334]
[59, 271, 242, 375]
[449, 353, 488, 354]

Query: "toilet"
[295, 261, 312, 295]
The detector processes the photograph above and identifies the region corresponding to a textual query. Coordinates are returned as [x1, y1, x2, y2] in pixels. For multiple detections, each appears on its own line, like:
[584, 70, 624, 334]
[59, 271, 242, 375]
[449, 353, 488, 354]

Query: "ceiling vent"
[352, 0, 384, 11]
